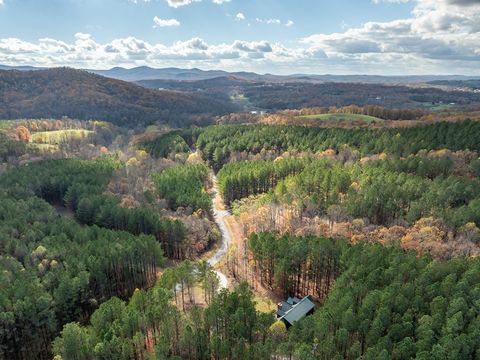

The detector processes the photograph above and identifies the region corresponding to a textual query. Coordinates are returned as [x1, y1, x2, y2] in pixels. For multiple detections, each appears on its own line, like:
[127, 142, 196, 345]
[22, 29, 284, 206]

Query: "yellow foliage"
[350, 181, 360, 190]
[462, 222, 478, 231]
[136, 149, 148, 158]
[269, 320, 287, 333]
[322, 149, 336, 157]
[419, 226, 433, 235]
[126, 157, 140, 167]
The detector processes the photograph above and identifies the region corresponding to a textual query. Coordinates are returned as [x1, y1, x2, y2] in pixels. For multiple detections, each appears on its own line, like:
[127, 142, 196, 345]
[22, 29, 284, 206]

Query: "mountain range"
[1, 64, 480, 84]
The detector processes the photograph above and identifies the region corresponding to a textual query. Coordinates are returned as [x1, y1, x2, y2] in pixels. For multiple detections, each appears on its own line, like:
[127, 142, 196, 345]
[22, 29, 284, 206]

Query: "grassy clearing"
[415, 102, 455, 111]
[254, 295, 277, 313]
[31, 129, 94, 144]
[29, 143, 59, 152]
[298, 113, 384, 123]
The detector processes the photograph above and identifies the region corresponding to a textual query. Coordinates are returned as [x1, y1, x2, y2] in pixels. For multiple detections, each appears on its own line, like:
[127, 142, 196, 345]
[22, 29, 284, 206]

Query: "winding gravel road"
[207, 174, 231, 289]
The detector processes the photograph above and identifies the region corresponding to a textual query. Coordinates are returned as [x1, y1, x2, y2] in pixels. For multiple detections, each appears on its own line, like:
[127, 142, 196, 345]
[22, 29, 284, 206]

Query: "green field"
[29, 143, 59, 152]
[31, 129, 94, 144]
[298, 113, 385, 123]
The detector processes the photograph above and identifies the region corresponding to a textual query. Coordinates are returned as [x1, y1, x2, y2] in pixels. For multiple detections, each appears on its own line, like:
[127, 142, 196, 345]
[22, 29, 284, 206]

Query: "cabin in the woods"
[276, 295, 315, 328]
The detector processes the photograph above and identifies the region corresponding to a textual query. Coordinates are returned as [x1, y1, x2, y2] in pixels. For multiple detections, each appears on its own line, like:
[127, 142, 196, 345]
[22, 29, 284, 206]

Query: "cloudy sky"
[0, 0, 479, 74]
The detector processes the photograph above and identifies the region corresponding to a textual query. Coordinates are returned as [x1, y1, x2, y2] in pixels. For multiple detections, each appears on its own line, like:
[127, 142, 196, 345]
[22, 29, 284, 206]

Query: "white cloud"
[0, 0, 4, 6]
[166, 0, 196, 7]
[256, 17, 292, 26]
[166, 0, 228, 7]
[372, 0, 411, 3]
[265, 19, 281, 25]
[153, 16, 180, 27]
[303, 0, 480, 69]
[0, 33, 303, 72]
[236, 12, 245, 21]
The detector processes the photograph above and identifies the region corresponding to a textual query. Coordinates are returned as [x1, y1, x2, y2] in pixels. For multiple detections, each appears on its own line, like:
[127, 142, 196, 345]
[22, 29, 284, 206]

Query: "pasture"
[298, 113, 384, 123]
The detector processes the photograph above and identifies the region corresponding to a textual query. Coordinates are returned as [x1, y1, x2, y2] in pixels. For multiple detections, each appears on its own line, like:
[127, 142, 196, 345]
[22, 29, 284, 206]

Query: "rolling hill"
[0, 68, 236, 127]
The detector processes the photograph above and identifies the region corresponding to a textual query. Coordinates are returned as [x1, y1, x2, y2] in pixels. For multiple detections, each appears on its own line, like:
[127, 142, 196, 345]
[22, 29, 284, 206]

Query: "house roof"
[278, 296, 315, 325]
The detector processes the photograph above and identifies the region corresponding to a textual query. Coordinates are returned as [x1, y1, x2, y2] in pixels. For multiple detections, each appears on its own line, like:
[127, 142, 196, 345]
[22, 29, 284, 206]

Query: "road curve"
[207, 174, 231, 289]
[175, 174, 231, 292]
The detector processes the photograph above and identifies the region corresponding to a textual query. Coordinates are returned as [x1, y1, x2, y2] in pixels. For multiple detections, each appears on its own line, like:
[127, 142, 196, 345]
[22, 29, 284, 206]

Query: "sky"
[0, 0, 479, 75]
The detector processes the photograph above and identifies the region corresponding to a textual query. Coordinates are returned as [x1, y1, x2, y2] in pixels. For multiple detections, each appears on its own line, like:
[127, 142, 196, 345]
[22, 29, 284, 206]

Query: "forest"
[218, 156, 480, 228]
[51, 234, 480, 359]
[153, 164, 211, 212]
[176, 121, 480, 170]
[241, 82, 480, 110]
[0, 132, 26, 161]
[2, 85, 480, 359]
[137, 76, 480, 112]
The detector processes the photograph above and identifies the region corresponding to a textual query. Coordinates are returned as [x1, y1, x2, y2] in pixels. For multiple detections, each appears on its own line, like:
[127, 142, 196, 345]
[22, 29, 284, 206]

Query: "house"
[276, 295, 315, 328]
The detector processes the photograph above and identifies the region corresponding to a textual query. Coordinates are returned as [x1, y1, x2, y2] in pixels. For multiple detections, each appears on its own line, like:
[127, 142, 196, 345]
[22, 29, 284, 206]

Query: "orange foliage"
[16, 126, 31, 143]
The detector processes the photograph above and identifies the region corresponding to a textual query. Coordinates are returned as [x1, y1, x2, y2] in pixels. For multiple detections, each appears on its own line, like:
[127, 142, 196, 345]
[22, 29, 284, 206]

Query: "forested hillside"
[242, 82, 480, 110]
[0, 68, 235, 128]
[136, 77, 480, 113]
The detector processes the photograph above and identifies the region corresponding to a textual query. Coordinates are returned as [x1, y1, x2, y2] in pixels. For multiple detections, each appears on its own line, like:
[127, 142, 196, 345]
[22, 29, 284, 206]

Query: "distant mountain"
[90, 66, 234, 82]
[428, 79, 480, 90]
[2, 64, 480, 84]
[0, 64, 44, 71]
[91, 66, 480, 84]
[0, 68, 236, 127]
[137, 75, 250, 91]
[302, 74, 480, 85]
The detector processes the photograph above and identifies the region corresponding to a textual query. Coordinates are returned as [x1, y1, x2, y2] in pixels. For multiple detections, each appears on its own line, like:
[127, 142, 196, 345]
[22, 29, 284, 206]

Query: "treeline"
[141, 131, 190, 158]
[53, 281, 276, 360]
[284, 105, 426, 120]
[249, 233, 343, 300]
[193, 121, 480, 170]
[153, 164, 211, 212]
[217, 158, 309, 205]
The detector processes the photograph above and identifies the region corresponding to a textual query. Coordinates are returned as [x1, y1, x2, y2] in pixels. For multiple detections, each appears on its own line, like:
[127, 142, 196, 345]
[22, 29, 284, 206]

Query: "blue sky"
[0, 0, 479, 74]
[0, 0, 413, 43]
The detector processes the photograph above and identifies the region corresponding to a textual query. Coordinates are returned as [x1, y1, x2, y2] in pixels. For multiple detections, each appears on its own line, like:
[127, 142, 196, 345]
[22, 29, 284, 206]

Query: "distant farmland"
[31, 129, 94, 144]
[298, 113, 384, 123]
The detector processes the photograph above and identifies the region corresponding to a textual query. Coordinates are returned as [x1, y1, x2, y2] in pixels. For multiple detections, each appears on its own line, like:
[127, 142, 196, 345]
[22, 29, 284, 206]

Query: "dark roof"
[277, 296, 315, 326]
[287, 297, 301, 305]
[278, 301, 292, 315]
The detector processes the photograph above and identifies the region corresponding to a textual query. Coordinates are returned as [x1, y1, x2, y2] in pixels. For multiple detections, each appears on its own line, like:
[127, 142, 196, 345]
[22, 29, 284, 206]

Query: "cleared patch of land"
[29, 143, 59, 152]
[298, 113, 384, 123]
[31, 129, 94, 144]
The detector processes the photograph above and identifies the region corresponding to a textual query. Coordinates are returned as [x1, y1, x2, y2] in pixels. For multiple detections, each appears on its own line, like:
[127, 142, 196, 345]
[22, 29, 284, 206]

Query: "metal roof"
[279, 296, 315, 325]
